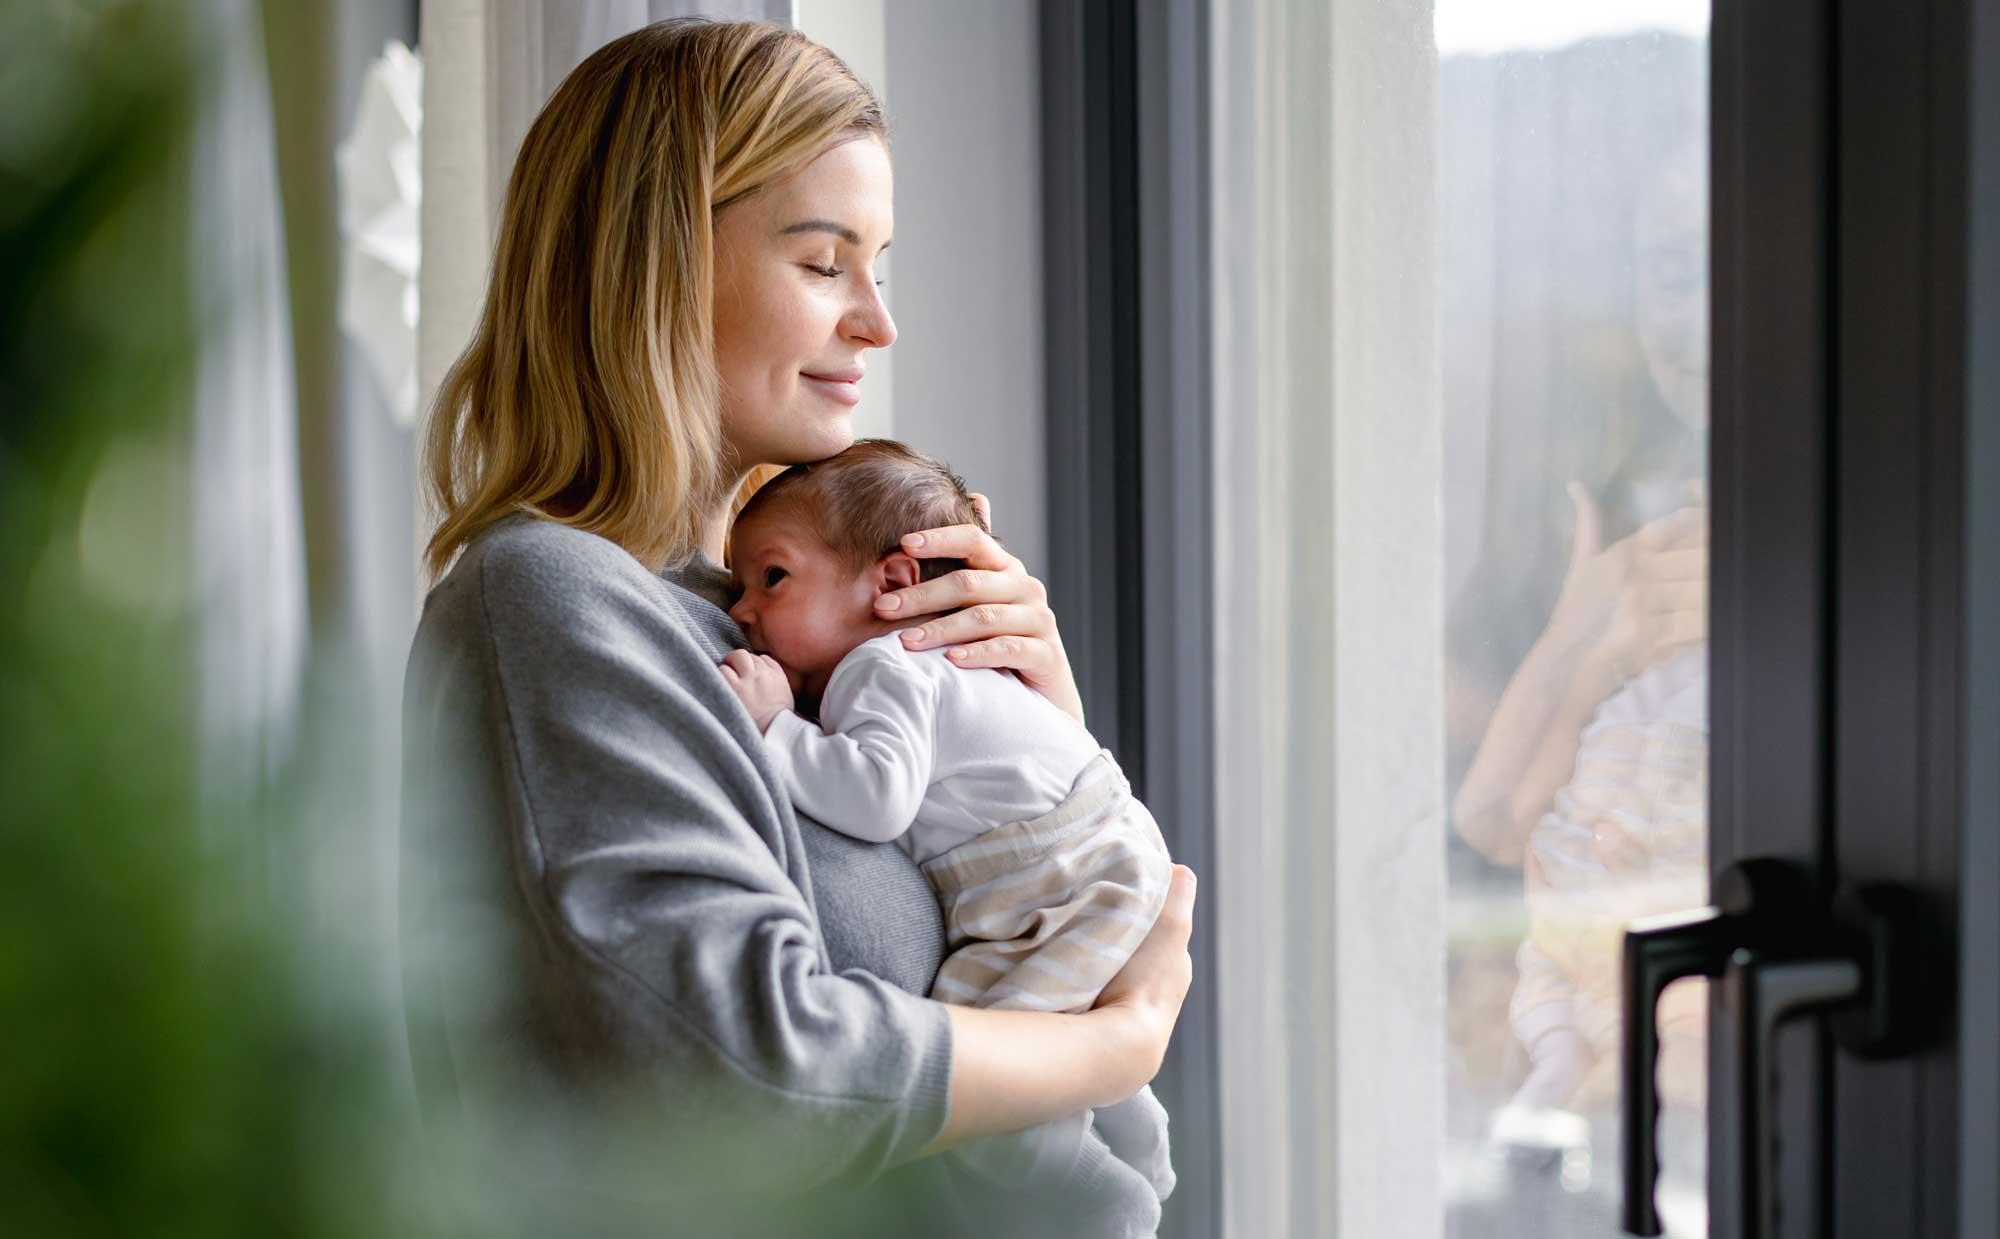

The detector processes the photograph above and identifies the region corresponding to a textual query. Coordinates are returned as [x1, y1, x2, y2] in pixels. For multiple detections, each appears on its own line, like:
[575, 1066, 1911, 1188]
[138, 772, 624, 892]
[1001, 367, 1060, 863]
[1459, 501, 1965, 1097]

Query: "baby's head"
[727, 439, 986, 706]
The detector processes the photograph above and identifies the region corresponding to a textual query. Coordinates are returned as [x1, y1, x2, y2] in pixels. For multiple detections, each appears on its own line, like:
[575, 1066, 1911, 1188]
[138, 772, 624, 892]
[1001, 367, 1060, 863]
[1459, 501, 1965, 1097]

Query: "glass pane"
[1437, 8, 1711, 1237]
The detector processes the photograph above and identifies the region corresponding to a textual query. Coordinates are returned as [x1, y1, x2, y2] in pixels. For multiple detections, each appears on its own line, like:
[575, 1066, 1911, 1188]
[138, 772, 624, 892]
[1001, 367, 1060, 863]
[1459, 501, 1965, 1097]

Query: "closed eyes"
[803, 262, 886, 288]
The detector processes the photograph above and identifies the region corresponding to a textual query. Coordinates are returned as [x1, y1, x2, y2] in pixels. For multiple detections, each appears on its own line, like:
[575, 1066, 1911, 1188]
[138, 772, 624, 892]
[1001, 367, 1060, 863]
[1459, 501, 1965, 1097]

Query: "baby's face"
[727, 508, 887, 706]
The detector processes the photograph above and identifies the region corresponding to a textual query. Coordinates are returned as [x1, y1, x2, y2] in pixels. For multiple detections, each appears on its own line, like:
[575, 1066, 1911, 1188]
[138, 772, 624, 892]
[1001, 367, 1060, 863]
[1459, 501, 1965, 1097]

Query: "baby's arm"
[763, 644, 939, 844]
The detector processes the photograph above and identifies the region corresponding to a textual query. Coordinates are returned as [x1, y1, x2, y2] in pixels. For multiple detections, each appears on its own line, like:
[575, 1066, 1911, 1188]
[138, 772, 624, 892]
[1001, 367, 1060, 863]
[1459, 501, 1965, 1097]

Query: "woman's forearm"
[920, 1004, 1155, 1154]
[1457, 622, 1627, 864]
[1503, 658, 1617, 836]
[1455, 631, 1593, 861]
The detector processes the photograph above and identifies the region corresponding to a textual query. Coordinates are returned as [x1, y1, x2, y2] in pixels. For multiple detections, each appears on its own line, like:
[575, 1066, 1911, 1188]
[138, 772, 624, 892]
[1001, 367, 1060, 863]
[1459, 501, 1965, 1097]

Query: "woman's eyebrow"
[778, 219, 892, 252]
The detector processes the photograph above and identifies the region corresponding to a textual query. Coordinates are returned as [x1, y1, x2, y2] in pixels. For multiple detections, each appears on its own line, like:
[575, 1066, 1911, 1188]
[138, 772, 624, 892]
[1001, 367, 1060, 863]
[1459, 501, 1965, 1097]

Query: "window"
[1206, 3, 1711, 1234]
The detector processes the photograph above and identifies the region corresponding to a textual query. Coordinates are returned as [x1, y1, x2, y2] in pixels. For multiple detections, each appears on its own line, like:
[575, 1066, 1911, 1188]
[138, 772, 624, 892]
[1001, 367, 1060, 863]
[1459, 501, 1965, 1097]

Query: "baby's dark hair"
[734, 439, 989, 581]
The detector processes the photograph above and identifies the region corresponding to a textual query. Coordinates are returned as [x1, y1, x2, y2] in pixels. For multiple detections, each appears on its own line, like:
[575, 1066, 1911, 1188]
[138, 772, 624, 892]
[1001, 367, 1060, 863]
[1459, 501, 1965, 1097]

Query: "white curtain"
[1210, 1, 1445, 1235]
[191, 0, 308, 857]
[419, 1, 795, 428]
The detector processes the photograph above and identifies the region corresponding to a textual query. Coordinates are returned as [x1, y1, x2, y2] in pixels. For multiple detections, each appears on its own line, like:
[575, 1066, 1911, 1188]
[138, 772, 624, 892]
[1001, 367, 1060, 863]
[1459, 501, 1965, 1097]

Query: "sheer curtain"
[1210, 1, 1445, 1235]
[418, 0, 795, 439]
[191, 0, 308, 866]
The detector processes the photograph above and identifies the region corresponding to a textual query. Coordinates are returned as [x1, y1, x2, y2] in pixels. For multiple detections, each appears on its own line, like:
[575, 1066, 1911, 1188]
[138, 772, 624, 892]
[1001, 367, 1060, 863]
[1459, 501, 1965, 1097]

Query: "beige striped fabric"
[920, 752, 1173, 1013]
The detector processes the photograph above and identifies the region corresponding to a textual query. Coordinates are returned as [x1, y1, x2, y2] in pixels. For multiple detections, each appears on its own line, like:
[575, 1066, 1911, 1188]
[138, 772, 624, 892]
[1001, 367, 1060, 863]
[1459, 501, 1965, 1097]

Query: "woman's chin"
[794, 418, 856, 461]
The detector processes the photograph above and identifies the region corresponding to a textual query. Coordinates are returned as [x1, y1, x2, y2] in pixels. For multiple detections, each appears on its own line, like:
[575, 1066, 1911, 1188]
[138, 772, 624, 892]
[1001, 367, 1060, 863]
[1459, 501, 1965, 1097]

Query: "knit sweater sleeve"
[405, 521, 951, 1194]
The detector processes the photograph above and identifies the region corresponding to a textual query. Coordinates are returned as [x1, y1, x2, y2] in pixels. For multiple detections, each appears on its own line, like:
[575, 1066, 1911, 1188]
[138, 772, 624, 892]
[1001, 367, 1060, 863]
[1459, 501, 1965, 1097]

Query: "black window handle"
[1621, 860, 1938, 1238]
[1714, 949, 1861, 1238]
[1620, 858, 1812, 1236]
[1619, 906, 1731, 1237]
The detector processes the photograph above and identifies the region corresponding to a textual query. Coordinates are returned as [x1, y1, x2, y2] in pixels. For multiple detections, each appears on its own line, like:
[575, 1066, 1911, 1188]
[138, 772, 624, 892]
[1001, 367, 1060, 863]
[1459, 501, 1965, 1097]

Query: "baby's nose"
[728, 596, 755, 629]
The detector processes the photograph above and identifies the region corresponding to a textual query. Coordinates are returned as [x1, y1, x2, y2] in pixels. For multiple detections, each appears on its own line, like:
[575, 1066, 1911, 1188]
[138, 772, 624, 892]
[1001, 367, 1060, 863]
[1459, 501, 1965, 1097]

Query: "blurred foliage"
[0, 5, 406, 1235]
[0, 7, 993, 1237]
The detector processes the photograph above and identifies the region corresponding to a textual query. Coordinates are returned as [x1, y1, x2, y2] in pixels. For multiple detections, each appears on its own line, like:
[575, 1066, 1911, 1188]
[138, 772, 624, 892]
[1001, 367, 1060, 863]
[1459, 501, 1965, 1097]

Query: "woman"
[399, 19, 1196, 1236]
[1447, 135, 1708, 1234]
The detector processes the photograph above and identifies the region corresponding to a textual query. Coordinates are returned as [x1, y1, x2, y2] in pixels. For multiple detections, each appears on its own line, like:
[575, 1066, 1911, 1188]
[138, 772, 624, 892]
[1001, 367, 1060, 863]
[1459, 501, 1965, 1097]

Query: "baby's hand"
[719, 649, 793, 732]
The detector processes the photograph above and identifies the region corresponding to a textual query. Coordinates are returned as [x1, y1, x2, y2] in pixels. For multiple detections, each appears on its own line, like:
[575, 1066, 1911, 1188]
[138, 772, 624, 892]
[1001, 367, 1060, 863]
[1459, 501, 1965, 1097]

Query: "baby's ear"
[877, 550, 922, 592]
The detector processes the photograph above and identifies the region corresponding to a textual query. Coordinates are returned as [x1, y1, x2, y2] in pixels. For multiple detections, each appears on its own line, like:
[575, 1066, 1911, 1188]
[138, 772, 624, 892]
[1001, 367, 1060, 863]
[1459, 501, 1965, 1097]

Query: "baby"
[717, 439, 1176, 1226]
[1508, 647, 1708, 1119]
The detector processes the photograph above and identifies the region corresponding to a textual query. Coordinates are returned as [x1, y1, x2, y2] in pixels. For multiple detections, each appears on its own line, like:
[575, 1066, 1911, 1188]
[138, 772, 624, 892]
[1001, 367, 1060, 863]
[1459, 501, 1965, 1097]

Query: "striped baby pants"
[920, 752, 1178, 1218]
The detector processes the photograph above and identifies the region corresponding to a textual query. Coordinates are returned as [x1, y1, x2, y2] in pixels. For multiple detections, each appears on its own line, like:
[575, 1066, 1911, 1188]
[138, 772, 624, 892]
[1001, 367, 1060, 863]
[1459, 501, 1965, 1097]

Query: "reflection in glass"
[1438, 13, 1710, 1237]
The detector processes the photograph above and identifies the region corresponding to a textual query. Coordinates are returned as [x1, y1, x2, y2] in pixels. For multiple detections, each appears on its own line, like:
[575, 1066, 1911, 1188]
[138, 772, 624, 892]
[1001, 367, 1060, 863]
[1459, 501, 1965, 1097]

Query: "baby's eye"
[763, 566, 788, 588]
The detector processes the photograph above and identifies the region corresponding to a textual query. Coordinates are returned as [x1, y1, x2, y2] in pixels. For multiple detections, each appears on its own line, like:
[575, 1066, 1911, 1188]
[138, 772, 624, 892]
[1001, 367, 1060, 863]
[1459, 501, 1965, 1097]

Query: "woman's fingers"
[872, 524, 1084, 721]
[1098, 865, 1197, 1020]
[894, 522, 1021, 573]
[1564, 481, 1606, 581]
[1159, 864, 1197, 938]
[935, 633, 1062, 677]
[1633, 503, 1709, 552]
[1649, 609, 1707, 652]
[888, 596, 1087, 724]
[1636, 544, 1709, 585]
[897, 603, 1052, 652]
[1639, 580, 1707, 617]
[876, 565, 1050, 621]
[974, 637, 1086, 724]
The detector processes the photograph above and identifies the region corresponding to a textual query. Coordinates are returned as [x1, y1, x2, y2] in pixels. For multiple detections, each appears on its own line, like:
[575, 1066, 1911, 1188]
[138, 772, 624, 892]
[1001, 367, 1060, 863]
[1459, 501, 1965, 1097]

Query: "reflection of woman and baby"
[1452, 138, 1711, 1134]
[400, 21, 1193, 1239]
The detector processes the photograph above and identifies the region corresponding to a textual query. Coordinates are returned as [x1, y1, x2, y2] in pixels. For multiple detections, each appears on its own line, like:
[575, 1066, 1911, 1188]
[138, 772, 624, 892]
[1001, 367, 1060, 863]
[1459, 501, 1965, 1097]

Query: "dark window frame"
[1041, 2, 1220, 1235]
[1714, 1, 1987, 1233]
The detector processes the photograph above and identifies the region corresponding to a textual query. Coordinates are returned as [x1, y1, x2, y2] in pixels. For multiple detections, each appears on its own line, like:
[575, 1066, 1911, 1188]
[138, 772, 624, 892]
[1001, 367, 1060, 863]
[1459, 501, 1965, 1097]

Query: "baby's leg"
[921, 780, 1176, 1232]
[928, 798, 1176, 1016]
[1506, 938, 1589, 1110]
[1092, 1084, 1175, 1202]
[947, 1112, 1162, 1238]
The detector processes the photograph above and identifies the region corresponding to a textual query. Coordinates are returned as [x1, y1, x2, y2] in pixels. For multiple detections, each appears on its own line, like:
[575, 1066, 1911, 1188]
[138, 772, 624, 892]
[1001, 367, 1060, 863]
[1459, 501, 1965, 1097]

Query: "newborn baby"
[718, 440, 1174, 1231]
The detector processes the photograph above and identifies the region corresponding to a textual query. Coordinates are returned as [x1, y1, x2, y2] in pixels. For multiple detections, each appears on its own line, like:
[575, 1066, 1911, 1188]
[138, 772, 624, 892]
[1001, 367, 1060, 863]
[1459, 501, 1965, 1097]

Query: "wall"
[808, 0, 1048, 572]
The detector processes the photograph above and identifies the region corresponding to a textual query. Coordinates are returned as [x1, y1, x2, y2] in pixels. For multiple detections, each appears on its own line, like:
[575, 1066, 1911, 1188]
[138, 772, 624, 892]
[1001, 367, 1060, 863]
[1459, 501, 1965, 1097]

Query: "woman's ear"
[877, 551, 922, 593]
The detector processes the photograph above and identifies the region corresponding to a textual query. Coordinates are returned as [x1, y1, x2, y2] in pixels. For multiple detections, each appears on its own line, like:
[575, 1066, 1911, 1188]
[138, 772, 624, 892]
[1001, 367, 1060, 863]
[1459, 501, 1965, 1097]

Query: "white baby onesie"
[763, 632, 1101, 864]
[760, 633, 1177, 1217]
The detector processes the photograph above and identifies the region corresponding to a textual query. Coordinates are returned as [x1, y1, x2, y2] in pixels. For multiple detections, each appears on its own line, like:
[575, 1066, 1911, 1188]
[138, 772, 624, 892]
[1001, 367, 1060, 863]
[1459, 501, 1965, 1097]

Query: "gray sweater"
[399, 515, 1140, 1236]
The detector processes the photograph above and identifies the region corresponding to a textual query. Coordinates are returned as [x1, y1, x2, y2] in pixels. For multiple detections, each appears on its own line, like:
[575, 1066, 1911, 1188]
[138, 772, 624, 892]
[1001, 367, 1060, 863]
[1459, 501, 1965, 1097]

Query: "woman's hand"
[1452, 481, 1706, 864]
[873, 493, 1086, 725]
[1091, 864, 1199, 1085]
[923, 865, 1198, 1154]
[1548, 483, 1708, 693]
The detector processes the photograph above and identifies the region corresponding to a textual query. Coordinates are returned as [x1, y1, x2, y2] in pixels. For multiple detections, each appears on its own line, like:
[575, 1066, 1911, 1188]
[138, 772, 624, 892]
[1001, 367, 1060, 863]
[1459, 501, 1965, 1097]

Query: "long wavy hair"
[422, 20, 885, 579]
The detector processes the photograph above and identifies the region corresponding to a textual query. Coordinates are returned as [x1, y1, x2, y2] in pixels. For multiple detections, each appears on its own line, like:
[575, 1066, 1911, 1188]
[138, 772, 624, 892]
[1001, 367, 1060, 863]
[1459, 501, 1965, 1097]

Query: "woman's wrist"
[1572, 636, 1631, 700]
[927, 1004, 1154, 1153]
[1080, 1002, 1165, 1104]
[1527, 617, 1624, 704]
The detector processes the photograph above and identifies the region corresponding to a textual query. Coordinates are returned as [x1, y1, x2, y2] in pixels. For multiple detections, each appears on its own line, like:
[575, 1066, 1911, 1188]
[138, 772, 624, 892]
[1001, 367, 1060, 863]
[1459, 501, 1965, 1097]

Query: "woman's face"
[1633, 142, 1709, 429]
[712, 136, 897, 475]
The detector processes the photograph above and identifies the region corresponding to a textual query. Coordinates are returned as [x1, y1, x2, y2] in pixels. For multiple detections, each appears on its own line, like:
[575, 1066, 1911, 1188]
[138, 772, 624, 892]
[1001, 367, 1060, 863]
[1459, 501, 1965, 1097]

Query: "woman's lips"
[801, 372, 862, 407]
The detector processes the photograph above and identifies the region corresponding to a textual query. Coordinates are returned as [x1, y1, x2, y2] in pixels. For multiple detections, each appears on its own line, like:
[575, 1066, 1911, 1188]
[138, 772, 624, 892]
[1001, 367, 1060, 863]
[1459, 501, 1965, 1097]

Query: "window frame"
[1041, 2, 1222, 1234]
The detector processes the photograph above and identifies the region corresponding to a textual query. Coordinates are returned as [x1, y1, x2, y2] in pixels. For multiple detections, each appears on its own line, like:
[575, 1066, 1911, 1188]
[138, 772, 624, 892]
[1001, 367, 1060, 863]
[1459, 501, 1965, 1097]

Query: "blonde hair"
[734, 439, 986, 582]
[423, 19, 885, 579]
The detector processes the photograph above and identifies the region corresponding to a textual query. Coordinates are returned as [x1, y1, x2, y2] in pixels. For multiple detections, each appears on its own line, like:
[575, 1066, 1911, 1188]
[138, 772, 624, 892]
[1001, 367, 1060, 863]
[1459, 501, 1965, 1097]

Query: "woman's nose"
[843, 283, 896, 349]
